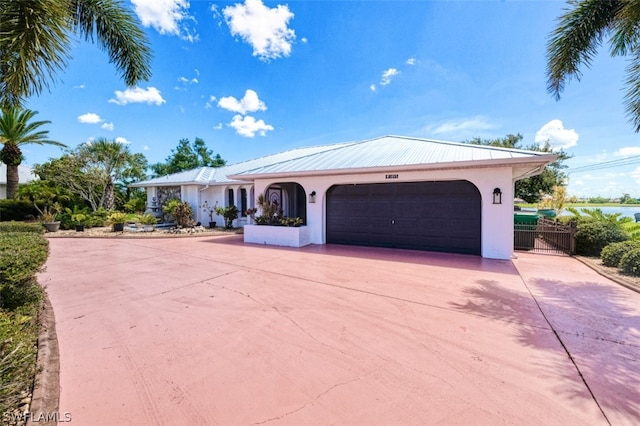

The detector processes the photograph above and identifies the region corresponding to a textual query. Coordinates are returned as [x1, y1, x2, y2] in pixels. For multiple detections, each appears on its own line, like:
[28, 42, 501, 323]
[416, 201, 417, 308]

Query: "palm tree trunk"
[104, 178, 115, 211]
[6, 163, 19, 199]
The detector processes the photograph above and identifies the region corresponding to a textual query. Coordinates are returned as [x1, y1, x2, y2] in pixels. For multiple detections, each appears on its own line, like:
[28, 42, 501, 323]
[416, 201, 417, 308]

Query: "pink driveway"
[39, 235, 639, 425]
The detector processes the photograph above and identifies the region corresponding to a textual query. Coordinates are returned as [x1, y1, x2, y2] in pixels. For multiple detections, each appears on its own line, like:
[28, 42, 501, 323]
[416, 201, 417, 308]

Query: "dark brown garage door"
[326, 181, 481, 255]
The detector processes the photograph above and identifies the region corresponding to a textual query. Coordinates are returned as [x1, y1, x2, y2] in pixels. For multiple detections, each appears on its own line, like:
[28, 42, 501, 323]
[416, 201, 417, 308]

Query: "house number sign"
[385, 174, 399, 179]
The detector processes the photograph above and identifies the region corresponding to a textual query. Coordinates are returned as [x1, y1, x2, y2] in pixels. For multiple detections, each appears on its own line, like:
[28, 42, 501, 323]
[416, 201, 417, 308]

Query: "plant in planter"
[137, 213, 158, 231]
[71, 213, 87, 232]
[40, 203, 61, 232]
[214, 205, 239, 229]
[107, 211, 128, 232]
[201, 200, 218, 228]
[163, 200, 195, 228]
[250, 194, 303, 227]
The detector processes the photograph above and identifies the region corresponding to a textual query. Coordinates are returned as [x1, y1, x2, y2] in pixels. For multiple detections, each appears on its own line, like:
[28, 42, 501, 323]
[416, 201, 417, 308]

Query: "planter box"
[244, 224, 311, 248]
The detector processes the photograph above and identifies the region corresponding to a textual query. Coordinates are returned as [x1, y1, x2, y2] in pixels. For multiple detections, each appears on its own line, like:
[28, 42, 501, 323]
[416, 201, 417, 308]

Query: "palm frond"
[546, 0, 623, 99]
[0, 0, 71, 109]
[70, 0, 152, 86]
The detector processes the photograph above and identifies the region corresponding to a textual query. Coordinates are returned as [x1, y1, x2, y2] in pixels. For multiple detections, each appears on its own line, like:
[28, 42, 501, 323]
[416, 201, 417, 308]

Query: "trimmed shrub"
[0, 232, 49, 288]
[601, 240, 640, 267]
[0, 199, 38, 221]
[0, 221, 44, 234]
[574, 221, 628, 257]
[619, 248, 640, 276]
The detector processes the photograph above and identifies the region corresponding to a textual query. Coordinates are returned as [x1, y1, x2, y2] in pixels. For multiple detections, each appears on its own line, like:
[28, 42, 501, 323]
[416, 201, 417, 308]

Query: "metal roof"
[132, 135, 556, 187]
[230, 135, 556, 178]
[131, 142, 353, 187]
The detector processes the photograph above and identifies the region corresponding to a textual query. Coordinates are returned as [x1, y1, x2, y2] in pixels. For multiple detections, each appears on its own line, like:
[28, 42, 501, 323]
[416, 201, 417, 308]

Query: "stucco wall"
[251, 166, 516, 260]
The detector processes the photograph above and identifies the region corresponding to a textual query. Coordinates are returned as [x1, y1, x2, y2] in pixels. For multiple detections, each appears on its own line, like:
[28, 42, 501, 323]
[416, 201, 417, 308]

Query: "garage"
[326, 180, 481, 255]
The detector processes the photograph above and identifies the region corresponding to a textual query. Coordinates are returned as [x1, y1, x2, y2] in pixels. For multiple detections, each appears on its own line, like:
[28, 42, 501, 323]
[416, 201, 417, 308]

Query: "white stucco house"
[132, 135, 556, 260]
[0, 163, 36, 199]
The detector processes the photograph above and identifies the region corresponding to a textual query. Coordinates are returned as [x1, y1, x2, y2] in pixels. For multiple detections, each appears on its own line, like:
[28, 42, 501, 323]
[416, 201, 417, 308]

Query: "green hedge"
[0, 199, 39, 221]
[0, 226, 47, 416]
[600, 240, 640, 267]
[0, 232, 49, 289]
[575, 221, 628, 257]
[0, 221, 44, 234]
[619, 248, 640, 276]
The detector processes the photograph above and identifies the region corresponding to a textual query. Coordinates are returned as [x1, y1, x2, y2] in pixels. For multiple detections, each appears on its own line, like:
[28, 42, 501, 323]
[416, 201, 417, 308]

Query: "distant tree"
[588, 196, 610, 204]
[35, 139, 148, 211]
[466, 133, 571, 203]
[0, 108, 66, 198]
[0, 0, 152, 109]
[151, 137, 226, 177]
[546, 0, 640, 132]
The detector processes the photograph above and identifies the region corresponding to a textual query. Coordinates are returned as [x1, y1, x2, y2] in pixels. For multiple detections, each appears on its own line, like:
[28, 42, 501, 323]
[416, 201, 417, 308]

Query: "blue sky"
[24, 0, 640, 198]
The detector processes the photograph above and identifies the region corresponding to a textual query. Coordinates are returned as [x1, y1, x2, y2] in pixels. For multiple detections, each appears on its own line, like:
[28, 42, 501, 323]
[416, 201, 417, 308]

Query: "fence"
[514, 217, 576, 255]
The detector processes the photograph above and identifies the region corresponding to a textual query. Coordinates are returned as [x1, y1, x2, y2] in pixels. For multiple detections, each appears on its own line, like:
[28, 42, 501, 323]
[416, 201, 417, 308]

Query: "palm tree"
[0, 0, 152, 109]
[77, 138, 147, 210]
[0, 108, 66, 199]
[546, 0, 640, 131]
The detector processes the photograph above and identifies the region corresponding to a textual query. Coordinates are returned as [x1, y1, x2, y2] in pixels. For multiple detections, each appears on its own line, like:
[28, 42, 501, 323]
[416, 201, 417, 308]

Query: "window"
[227, 188, 234, 207]
[240, 188, 247, 217]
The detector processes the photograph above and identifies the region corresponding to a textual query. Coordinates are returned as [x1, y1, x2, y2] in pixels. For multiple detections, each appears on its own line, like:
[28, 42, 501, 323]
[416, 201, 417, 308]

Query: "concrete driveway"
[39, 235, 640, 425]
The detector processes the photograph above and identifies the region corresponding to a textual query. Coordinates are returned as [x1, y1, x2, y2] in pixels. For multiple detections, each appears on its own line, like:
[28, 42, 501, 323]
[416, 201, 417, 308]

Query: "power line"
[567, 154, 640, 174]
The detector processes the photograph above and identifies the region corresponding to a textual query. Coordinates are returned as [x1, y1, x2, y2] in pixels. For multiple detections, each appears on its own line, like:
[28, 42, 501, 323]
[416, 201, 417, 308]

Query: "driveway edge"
[26, 291, 60, 426]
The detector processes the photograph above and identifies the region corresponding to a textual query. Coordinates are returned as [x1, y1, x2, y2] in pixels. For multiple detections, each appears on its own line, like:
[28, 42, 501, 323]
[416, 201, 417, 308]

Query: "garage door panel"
[327, 181, 481, 255]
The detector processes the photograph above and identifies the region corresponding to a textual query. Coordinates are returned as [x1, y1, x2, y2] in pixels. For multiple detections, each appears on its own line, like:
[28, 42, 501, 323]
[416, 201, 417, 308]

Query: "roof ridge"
[382, 134, 546, 155]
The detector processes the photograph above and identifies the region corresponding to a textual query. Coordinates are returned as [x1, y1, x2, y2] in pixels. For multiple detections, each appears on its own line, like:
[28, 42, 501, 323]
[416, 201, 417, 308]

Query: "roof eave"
[227, 155, 558, 181]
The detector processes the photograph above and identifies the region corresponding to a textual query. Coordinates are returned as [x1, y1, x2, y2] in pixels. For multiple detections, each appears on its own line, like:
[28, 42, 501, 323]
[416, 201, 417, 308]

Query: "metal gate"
[514, 217, 576, 255]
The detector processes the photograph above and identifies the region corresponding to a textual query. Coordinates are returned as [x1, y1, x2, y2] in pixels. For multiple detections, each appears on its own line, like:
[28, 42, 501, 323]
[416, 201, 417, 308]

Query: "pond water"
[567, 206, 640, 220]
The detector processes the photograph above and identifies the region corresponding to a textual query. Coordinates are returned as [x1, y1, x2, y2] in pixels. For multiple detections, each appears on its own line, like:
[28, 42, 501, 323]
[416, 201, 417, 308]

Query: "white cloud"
[370, 84, 377, 92]
[427, 116, 496, 136]
[101, 122, 114, 131]
[77, 113, 103, 124]
[223, 0, 296, 61]
[380, 68, 399, 86]
[205, 95, 217, 109]
[229, 114, 273, 137]
[115, 137, 131, 144]
[535, 119, 578, 150]
[178, 76, 198, 84]
[615, 146, 640, 156]
[109, 87, 166, 106]
[218, 89, 266, 114]
[143, 145, 150, 151]
[131, 0, 190, 36]
[406, 58, 416, 65]
[301, 37, 308, 44]
[74, 84, 86, 89]
[213, 123, 223, 130]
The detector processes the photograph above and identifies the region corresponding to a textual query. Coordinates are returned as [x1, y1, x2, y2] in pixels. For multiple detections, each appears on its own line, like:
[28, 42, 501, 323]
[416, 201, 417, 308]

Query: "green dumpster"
[514, 212, 538, 249]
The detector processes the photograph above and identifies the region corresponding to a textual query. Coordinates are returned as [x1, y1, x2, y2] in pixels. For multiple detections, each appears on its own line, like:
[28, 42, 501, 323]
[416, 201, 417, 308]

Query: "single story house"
[132, 135, 556, 260]
[0, 163, 36, 199]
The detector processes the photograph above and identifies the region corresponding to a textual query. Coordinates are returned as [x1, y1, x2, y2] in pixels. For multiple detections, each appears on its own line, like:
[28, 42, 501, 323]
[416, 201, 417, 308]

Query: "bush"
[0, 226, 47, 417]
[0, 222, 44, 234]
[600, 240, 640, 267]
[0, 233, 49, 289]
[619, 248, 640, 276]
[574, 221, 628, 257]
[163, 200, 194, 227]
[0, 199, 38, 221]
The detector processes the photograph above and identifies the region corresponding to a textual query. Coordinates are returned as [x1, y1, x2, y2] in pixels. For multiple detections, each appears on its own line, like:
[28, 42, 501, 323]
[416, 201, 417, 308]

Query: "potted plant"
[201, 200, 217, 228]
[71, 213, 87, 232]
[138, 213, 158, 231]
[108, 211, 127, 232]
[41, 204, 61, 232]
[215, 205, 239, 229]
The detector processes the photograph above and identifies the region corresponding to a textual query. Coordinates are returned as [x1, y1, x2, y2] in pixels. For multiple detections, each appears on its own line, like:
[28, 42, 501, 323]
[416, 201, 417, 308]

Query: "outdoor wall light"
[309, 191, 317, 203]
[493, 187, 502, 204]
